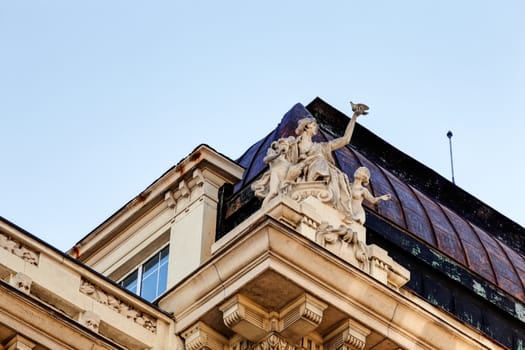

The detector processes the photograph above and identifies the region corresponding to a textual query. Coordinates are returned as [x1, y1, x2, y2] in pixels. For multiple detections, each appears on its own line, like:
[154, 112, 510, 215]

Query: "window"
[119, 245, 169, 302]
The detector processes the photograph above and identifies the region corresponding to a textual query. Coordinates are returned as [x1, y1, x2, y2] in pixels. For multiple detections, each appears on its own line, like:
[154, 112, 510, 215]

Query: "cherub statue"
[350, 167, 391, 225]
[252, 137, 304, 207]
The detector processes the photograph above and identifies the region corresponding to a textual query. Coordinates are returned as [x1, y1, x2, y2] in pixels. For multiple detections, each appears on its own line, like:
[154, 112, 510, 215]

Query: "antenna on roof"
[446, 130, 456, 184]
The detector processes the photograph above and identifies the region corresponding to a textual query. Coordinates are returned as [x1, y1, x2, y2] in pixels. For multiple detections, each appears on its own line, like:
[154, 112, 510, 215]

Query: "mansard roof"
[223, 97, 524, 346]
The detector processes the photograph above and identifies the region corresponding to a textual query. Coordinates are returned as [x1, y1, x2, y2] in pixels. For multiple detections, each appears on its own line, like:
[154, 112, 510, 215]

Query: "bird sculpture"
[350, 101, 369, 116]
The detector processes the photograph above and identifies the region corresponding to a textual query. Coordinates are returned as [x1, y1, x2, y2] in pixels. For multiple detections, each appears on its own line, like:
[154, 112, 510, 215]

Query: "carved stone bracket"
[220, 294, 327, 344]
[279, 295, 327, 342]
[324, 320, 371, 350]
[0, 232, 39, 266]
[4, 335, 36, 350]
[182, 321, 228, 350]
[8, 273, 32, 295]
[164, 169, 207, 221]
[79, 278, 157, 333]
[220, 294, 270, 341]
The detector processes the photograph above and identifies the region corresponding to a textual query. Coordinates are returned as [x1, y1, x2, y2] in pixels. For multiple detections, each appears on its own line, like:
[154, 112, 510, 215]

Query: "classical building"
[0, 98, 523, 350]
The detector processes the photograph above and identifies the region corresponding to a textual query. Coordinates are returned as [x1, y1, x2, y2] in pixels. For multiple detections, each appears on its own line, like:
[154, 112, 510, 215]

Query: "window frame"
[118, 244, 169, 302]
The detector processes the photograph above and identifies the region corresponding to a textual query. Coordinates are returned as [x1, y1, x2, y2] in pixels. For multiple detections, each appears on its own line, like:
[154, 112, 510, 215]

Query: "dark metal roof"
[235, 98, 525, 305]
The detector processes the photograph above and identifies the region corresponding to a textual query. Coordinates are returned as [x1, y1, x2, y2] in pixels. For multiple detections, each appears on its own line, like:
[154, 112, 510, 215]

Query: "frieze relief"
[0, 231, 39, 266]
[79, 278, 157, 332]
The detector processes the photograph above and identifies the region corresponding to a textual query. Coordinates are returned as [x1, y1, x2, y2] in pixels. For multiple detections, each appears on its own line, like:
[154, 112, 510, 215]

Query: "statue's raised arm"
[252, 101, 372, 224]
[327, 102, 368, 151]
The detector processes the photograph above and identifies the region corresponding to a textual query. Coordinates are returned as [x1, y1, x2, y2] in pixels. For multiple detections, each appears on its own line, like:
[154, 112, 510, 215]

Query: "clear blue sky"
[1, 1, 523, 251]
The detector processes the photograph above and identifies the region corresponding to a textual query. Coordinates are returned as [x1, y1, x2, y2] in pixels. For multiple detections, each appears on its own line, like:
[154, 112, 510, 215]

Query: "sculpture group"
[252, 102, 390, 235]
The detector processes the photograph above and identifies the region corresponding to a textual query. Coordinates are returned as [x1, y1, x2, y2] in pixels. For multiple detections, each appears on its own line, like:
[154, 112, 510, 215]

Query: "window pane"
[120, 269, 138, 294]
[120, 246, 169, 301]
[160, 246, 169, 264]
[158, 261, 168, 295]
[143, 253, 160, 275]
[143, 246, 169, 301]
[141, 268, 158, 301]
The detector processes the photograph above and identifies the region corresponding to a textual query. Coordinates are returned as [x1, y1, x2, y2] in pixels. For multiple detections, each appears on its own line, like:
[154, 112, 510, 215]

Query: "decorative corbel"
[219, 294, 270, 342]
[192, 169, 205, 187]
[324, 319, 371, 350]
[165, 190, 176, 209]
[278, 294, 327, 342]
[182, 322, 228, 350]
[179, 180, 190, 198]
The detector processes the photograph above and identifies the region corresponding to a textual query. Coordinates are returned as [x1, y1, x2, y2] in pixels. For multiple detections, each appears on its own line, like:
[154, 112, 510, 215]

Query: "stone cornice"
[161, 212, 503, 350]
[68, 145, 243, 262]
[0, 218, 175, 349]
[0, 280, 123, 350]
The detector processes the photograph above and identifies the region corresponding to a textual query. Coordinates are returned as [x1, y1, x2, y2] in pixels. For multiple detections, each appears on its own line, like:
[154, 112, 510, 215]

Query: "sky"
[1, 1, 523, 251]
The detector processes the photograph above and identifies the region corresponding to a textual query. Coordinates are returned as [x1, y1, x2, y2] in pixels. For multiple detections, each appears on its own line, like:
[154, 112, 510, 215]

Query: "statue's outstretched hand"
[380, 194, 391, 201]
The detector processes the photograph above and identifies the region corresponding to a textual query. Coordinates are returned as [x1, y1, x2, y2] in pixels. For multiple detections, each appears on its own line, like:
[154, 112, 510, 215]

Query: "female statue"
[252, 137, 303, 207]
[291, 109, 362, 220]
[252, 102, 372, 224]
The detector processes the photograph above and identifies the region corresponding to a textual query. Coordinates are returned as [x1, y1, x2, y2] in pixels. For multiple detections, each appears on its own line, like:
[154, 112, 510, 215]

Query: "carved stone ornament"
[0, 231, 39, 266]
[220, 294, 327, 344]
[251, 104, 390, 241]
[182, 321, 228, 350]
[79, 311, 101, 333]
[9, 272, 32, 295]
[251, 333, 298, 350]
[315, 223, 369, 273]
[324, 319, 371, 350]
[79, 278, 157, 333]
